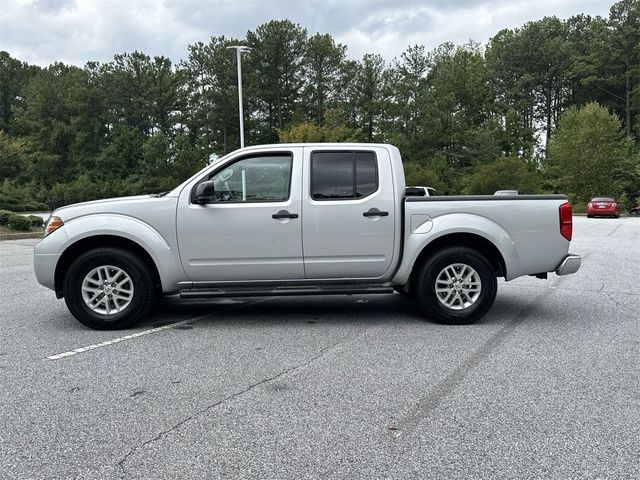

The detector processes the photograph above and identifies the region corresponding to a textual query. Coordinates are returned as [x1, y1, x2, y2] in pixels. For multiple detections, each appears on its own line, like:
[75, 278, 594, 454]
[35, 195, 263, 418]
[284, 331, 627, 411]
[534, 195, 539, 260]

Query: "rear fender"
[393, 213, 521, 284]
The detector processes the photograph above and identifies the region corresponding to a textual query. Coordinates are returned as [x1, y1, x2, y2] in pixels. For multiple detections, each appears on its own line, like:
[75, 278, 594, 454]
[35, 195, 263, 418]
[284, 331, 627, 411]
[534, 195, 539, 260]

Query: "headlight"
[44, 216, 64, 237]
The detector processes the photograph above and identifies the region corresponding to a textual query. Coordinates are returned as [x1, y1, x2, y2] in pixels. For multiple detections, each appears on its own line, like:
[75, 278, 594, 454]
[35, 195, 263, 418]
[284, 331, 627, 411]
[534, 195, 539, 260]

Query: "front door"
[302, 147, 397, 279]
[177, 148, 304, 282]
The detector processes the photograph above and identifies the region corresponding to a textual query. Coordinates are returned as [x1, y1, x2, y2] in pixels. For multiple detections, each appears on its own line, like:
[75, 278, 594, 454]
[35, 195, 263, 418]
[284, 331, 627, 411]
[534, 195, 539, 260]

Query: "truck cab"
[178, 144, 400, 282]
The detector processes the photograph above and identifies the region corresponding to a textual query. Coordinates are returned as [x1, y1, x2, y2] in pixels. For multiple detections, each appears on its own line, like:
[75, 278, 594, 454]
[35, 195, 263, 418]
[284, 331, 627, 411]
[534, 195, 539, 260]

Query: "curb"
[0, 231, 44, 241]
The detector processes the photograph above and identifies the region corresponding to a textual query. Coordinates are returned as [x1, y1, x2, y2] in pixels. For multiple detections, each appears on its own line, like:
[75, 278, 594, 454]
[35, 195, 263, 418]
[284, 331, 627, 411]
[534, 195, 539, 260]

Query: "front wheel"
[63, 247, 157, 329]
[415, 247, 497, 325]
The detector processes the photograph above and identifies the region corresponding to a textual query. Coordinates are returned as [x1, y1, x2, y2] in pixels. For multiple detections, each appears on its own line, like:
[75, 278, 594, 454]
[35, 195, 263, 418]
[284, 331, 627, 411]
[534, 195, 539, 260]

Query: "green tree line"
[0, 0, 639, 211]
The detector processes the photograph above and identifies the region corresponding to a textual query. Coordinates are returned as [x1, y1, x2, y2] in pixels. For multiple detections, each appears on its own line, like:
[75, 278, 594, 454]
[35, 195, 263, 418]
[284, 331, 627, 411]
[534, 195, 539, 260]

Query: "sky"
[0, 0, 614, 67]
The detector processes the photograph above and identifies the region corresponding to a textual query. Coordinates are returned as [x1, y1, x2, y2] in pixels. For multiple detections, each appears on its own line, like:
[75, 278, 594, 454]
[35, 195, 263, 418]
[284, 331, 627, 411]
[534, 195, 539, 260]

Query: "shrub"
[26, 215, 44, 228]
[0, 210, 13, 225]
[23, 201, 49, 212]
[0, 194, 19, 208]
[465, 156, 540, 195]
[7, 215, 32, 231]
[0, 210, 16, 225]
[572, 202, 587, 214]
[617, 192, 630, 211]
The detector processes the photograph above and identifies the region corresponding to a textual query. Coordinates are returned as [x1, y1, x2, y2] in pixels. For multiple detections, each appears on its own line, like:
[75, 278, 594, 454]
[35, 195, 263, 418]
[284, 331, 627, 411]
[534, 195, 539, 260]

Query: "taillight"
[612, 203, 617, 208]
[587, 203, 592, 208]
[559, 202, 572, 241]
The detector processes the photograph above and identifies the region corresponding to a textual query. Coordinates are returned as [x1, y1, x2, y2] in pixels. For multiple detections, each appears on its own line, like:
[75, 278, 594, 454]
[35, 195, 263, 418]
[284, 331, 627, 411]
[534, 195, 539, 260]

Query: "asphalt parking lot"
[1, 216, 639, 479]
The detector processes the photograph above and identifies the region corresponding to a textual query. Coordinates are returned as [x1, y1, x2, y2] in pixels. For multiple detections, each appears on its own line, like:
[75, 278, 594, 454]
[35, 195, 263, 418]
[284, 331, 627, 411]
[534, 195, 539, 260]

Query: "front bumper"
[555, 254, 581, 276]
[33, 252, 60, 290]
[33, 227, 69, 291]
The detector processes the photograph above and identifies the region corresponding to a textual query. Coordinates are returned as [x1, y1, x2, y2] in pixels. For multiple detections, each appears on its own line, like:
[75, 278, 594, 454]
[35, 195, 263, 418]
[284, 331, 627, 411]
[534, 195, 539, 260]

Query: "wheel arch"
[407, 233, 506, 294]
[54, 235, 161, 298]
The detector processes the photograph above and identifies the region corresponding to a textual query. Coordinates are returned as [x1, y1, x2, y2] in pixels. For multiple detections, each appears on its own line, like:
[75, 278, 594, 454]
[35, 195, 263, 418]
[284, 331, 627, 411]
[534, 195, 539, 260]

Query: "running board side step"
[180, 285, 395, 299]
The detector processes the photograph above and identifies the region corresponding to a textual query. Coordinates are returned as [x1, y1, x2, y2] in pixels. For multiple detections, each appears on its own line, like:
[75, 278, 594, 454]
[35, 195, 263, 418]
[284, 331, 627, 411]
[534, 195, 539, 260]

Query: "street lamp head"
[227, 45, 251, 54]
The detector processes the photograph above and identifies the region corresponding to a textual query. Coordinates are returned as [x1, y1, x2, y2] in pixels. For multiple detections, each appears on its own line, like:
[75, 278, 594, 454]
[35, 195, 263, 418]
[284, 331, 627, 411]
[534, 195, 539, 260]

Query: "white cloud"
[0, 0, 614, 66]
[335, 0, 611, 61]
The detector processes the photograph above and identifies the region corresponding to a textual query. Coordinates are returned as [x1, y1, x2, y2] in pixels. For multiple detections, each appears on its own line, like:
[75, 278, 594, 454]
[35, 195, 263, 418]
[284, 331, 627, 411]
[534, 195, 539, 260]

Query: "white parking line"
[47, 321, 191, 360]
[46, 298, 271, 361]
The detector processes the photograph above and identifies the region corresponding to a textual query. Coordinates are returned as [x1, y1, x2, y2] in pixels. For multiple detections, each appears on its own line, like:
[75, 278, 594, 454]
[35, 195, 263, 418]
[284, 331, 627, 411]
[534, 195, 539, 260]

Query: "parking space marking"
[46, 321, 191, 360]
[46, 298, 271, 361]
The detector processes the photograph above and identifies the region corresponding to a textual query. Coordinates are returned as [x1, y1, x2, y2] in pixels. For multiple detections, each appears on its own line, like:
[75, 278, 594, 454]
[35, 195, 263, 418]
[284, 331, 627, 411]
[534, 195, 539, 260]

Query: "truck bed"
[393, 194, 572, 283]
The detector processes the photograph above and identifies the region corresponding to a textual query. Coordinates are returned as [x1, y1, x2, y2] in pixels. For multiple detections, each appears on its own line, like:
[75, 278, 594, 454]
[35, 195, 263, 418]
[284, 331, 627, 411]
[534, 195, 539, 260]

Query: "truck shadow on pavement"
[142, 293, 546, 330]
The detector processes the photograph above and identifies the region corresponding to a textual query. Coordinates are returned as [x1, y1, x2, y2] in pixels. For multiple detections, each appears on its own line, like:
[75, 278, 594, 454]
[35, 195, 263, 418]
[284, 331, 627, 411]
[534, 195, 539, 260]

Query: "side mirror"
[194, 181, 215, 204]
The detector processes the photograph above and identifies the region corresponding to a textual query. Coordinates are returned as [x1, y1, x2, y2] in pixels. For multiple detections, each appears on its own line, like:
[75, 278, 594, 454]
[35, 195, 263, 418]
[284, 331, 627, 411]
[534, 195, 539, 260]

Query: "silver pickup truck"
[34, 143, 581, 329]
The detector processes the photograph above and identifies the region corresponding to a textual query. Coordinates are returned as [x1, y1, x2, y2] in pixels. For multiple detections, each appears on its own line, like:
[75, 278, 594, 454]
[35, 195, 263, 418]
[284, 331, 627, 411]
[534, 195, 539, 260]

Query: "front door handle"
[272, 210, 299, 219]
[363, 208, 389, 217]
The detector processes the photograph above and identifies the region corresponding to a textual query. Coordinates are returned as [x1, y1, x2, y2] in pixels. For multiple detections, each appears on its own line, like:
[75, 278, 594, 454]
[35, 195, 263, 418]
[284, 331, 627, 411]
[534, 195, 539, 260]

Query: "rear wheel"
[415, 247, 497, 325]
[63, 247, 156, 330]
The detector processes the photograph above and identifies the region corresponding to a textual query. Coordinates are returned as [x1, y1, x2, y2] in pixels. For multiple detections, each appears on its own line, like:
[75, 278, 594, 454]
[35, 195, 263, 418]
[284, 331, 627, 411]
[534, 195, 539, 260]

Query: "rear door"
[302, 146, 396, 279]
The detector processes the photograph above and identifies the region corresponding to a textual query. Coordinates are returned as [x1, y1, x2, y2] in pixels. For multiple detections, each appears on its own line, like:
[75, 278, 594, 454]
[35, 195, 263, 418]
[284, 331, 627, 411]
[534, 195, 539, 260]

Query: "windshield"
[591, 197, 614, 202]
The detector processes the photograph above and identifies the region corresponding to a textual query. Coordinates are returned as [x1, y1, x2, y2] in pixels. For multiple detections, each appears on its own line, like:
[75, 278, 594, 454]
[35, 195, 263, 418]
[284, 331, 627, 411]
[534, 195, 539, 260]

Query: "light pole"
[227, 45, 250, 148]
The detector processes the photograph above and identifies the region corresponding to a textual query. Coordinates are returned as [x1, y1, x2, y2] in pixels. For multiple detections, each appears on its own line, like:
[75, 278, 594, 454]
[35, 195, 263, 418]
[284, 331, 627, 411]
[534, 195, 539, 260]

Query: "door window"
[209, 154, 292, 203]
[310, 151, 378, 200]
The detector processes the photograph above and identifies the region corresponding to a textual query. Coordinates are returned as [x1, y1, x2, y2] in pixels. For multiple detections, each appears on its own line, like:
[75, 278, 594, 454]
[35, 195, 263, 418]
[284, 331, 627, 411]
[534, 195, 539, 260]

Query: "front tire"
[415, 247, 497, 325]
[63, 247, 157, 330]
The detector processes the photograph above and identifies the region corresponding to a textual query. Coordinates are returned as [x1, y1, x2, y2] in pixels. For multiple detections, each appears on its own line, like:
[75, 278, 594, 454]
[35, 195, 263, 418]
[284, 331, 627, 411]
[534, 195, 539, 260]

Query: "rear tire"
[587, 214, 593, 218]
[415, 247, 497, 325]
[63, 247, 157, 330]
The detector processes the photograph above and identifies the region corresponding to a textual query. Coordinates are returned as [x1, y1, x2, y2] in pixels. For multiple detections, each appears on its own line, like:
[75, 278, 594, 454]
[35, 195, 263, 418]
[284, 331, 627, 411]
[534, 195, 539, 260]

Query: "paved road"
[1, 217, 639, 479]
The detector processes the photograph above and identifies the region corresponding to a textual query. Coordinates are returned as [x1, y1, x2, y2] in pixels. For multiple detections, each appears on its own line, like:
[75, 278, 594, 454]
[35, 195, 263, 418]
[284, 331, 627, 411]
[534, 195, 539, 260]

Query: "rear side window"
[311, 151, 378, 200]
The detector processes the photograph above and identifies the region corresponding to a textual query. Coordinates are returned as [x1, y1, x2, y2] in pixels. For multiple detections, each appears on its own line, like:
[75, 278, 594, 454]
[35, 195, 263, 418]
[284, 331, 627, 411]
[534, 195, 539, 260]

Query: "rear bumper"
[588, 208, 618, 215]
[555, 254, 581, 276]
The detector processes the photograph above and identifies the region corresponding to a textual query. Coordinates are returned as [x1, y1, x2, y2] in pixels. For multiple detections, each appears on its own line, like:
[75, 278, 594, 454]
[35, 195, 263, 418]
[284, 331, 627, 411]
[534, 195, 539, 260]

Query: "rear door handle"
[363, 208, 389, 217]
[272, 210, 299, 219]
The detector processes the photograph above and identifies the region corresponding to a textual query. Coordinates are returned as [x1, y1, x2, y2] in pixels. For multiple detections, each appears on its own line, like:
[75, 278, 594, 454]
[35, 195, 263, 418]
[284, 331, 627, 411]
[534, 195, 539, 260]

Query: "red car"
[587, 197, 620, 218]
